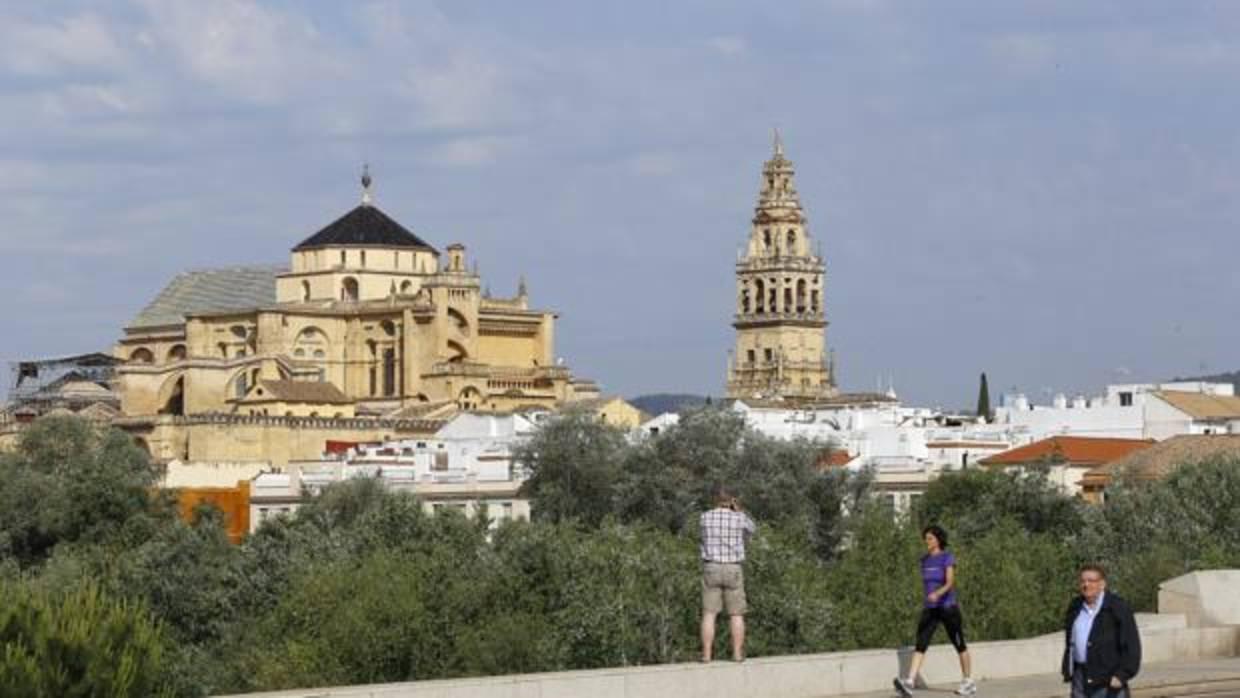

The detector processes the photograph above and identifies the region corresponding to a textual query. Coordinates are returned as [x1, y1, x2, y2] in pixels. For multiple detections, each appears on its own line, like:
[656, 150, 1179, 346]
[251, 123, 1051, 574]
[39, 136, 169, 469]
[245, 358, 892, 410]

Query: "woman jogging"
[894, 525, 975, 696]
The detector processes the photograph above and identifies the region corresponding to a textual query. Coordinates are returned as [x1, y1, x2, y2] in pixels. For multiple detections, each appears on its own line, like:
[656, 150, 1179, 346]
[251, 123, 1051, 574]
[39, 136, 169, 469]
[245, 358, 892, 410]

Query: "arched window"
[457, 387, 482, 411]
[360, 250, 367, 268]
[754, 279, 765, 313]
[787, 230, 796, 250]
[382, 348, 396, 396]
[741, 286, 751, 314]
[400, 280, 413, 294]
[341, 277, 359, 302]
[784, 286, 793, 312]
[447, 308, 469, 335]
[811, 290, 820, 313]
[167, 345, 186, 362]
[381, 319, 397, 337]
[129, 347, 154, 364]
[796, 279, 807, 312]
[447, 340, 468, 363]
[763, 229, 771, 249]
[301, 280, 311, 302]
[159, 376, 184, 416]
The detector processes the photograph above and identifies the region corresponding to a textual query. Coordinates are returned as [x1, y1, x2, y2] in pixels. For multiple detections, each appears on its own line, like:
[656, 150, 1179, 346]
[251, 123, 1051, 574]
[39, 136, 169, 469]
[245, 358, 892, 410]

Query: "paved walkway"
[843, 657, 1240, 698]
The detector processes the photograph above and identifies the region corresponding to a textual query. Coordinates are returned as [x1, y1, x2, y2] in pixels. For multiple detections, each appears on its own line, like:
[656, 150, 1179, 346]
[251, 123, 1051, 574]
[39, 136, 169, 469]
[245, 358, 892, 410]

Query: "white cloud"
[707, 36, 747, 56]
[986, 33, 1059, 74]
[429, 136, 520, 167]
[0, 12, 129, 77]
[134, 0, 342, 105]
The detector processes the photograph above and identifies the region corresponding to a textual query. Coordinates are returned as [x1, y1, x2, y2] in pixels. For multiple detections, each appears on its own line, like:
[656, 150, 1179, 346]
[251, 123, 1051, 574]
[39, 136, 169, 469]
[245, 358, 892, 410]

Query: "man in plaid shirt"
[699, 485, 757, 662]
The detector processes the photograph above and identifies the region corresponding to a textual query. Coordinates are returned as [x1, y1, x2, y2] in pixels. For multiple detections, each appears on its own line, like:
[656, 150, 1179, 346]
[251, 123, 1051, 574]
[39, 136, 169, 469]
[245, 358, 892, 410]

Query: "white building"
[994, 381, 1238, 442]
[248, 411, 542, 531]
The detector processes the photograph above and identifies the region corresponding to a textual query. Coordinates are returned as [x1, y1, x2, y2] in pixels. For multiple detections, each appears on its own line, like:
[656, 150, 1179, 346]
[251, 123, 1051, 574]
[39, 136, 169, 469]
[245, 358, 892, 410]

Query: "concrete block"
[536, 671, 625, 698]
[1159, 570, 1240, 627]
[836, 649, 900, 694]
[741, 655, 840, 698]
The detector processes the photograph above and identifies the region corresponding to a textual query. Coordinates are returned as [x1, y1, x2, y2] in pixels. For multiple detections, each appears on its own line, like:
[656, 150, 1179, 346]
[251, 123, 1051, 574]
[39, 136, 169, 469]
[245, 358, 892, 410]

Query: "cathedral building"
[114, 170, 597, 464]
[726, 134, 837, 404]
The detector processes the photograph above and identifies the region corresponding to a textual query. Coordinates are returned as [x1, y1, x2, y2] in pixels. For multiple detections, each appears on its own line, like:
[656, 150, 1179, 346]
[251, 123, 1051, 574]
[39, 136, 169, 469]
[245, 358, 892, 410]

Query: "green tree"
[824, 509, 922, 650]
[975, 372, 991, 422]
[913, 467, 1084, 542]
[516, 412, 629, 526]
[954, 521, 1076, 640]
[0, 582, 172, 697]
[0, 417, 165, 568]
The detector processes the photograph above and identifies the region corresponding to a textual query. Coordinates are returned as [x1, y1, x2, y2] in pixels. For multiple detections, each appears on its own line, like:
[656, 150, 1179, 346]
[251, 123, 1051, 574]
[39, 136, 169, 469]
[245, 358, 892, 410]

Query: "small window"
[764, 348, 773, 362]
[747, 349, 755, 364]
[1119, 392, 1133, 407]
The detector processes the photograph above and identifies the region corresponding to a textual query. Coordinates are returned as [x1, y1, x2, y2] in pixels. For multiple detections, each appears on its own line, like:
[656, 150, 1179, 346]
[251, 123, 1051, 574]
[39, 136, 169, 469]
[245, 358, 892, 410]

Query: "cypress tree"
[976, 372, 991, 422]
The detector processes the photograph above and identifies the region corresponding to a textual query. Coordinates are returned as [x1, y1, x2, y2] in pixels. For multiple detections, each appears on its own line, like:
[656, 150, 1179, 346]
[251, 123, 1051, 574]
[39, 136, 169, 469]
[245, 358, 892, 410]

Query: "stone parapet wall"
[215, 614, 1240, 698]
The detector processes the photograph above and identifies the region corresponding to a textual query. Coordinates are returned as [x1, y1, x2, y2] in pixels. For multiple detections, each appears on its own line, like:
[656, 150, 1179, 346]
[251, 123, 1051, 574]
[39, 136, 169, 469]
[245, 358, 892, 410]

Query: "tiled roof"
[1082, 434, 1240, 486]
[817, 450, 857, 469]
[254, 380, 351, 404]
[293, 204, 436, 251]
[1154, 391, 1240, 420]
[128, 266, 282, 329]
[980, 436, 1155, 467]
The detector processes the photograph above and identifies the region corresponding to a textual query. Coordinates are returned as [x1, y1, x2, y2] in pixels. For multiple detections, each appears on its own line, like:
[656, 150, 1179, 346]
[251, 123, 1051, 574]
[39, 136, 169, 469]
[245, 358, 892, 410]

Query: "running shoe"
[954, 678, 977, 695]
[893, 677, 914, 697]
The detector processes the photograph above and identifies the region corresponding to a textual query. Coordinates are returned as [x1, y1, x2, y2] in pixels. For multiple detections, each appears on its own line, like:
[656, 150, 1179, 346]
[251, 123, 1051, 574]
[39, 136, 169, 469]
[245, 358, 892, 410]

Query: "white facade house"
[248, 411, 541, 531]
[717, 381, 1237, 512]
[994, 381, 1237, 443]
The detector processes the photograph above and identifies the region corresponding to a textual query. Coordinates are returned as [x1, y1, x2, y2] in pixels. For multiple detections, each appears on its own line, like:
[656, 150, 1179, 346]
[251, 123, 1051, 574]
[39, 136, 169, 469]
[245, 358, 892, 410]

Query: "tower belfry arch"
[726, 132, 836, 403]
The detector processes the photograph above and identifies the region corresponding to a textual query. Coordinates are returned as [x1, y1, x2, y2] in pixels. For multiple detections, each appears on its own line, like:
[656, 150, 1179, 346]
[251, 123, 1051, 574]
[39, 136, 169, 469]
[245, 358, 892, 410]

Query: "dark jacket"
[1061, 592, 1142, 687]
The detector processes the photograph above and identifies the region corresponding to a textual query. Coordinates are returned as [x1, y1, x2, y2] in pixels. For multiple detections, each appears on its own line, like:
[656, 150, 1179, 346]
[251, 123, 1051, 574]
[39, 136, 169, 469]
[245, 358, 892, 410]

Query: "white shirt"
[1072, 591, 1105, 666]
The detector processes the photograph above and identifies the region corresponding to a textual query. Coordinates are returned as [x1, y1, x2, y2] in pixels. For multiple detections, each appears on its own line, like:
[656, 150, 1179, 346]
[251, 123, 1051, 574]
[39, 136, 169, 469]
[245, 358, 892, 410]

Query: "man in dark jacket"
[1062, 564, 1142, 698]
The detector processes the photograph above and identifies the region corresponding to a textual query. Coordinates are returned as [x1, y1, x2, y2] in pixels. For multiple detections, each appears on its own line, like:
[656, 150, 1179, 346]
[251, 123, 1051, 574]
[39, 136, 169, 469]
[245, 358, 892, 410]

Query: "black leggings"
[915, 605, 967, 653]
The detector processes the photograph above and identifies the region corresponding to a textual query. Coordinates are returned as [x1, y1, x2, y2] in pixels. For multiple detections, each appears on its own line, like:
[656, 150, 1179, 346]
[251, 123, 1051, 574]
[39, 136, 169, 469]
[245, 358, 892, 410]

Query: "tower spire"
[773, 127, 784, 158]
[360, 163, 373, 206]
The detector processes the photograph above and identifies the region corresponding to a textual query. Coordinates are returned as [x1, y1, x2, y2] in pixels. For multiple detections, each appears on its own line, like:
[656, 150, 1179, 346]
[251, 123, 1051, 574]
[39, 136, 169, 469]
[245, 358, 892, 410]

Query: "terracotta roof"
[1154, 391, 1240, 420]
[293, 204, 436, 252]
[817, 450, 857, 469]
[980, 436, 1155, 468]
[251, 380, 351, 405]
[1082, 434, 1240, 487]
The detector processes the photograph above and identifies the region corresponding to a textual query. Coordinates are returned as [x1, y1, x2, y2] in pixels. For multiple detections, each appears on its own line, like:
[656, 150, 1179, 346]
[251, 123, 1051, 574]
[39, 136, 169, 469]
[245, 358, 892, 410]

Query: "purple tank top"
[921, 551, 957, 608]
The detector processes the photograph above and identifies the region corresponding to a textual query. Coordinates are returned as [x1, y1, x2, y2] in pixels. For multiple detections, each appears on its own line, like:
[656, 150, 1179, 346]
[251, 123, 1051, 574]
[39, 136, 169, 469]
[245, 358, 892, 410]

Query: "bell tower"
[726, 132, 836, 403]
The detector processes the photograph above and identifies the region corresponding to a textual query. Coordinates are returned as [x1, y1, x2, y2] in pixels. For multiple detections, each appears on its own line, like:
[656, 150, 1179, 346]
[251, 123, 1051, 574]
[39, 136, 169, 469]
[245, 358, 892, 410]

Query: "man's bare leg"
[730, 614, 746, 661]
[700, 613, 716, 662]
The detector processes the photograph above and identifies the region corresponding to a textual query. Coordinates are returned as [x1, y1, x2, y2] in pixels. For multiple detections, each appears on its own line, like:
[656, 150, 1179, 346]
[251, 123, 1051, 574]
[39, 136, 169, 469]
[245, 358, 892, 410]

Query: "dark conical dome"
[292, 204, 437, 252]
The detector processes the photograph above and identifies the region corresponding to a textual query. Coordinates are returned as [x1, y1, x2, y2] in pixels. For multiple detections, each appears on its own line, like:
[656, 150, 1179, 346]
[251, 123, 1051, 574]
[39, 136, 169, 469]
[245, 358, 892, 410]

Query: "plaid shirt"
[700, 507, 756, 563]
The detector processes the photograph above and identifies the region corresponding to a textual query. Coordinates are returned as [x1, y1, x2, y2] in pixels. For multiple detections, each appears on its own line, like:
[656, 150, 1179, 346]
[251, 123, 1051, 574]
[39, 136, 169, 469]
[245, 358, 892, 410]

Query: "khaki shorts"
[702, 562, 747, 616]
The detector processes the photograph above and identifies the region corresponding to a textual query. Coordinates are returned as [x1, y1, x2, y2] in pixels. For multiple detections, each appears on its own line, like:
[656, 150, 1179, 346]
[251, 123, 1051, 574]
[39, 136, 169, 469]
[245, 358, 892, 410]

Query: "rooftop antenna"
[360, 163, 373, 206]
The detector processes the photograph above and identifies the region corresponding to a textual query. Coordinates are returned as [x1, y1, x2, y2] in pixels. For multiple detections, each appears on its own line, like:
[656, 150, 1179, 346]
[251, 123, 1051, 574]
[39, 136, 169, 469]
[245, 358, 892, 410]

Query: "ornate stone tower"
[726, 132, 836, 403]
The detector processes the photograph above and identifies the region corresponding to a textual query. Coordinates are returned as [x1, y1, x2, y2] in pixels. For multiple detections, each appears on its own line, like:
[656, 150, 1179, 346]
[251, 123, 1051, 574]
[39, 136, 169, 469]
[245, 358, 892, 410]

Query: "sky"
[2, 1, 1239, 407]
